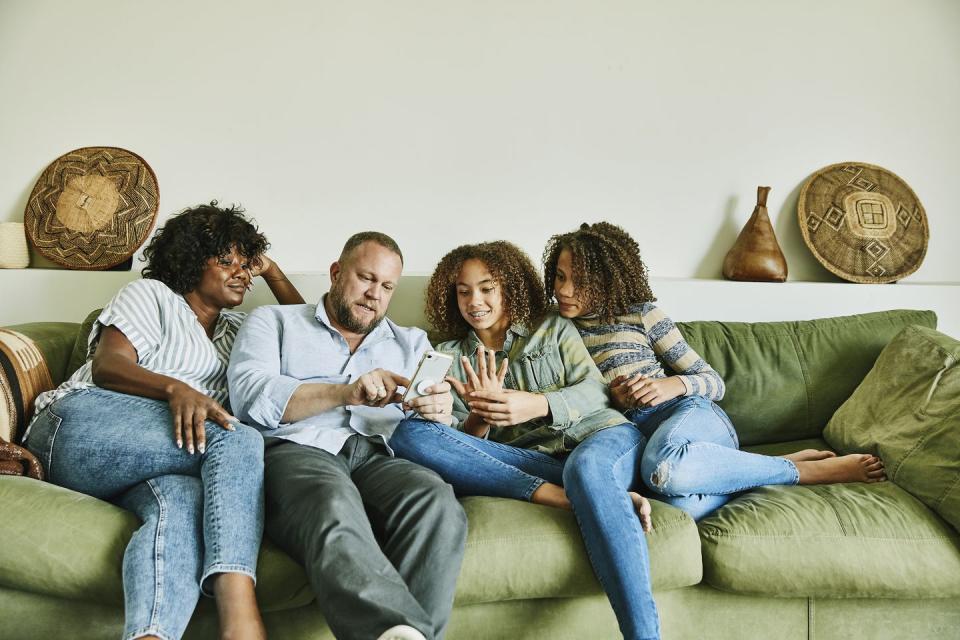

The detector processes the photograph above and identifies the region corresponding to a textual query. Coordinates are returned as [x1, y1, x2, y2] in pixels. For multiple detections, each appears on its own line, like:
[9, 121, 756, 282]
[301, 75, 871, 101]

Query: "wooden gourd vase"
[722, 186, 788, 282]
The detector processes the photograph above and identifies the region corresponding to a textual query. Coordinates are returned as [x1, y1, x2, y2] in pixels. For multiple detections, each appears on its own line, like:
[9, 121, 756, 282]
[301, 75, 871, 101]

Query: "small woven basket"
[0, 223, 29, 268]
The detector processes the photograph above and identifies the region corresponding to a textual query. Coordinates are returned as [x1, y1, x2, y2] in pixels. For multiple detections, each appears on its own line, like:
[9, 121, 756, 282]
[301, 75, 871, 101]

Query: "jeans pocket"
[24, 406, 64, 480]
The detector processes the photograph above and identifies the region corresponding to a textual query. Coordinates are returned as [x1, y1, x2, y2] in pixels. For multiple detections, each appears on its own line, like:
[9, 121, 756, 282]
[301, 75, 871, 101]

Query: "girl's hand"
[445, 345, 508, 405]
[166, 382, 236, 454]
[611, 374, 686, 409]
[466, 389, 549, 427]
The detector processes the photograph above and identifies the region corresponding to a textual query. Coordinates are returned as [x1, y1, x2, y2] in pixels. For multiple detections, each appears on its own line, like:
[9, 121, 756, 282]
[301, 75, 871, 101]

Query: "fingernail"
[188, 446, 194, 454]
[198, 444, 205, 454]
[177, 441, 183, 449]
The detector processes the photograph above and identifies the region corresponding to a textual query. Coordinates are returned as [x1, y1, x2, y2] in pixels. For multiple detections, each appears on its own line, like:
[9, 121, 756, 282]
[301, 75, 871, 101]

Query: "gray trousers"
[264, 435, 468, 640]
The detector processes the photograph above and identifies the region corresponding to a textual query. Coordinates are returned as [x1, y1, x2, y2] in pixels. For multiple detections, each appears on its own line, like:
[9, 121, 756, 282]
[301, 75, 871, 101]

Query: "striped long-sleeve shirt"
[573, 302, 725, 401]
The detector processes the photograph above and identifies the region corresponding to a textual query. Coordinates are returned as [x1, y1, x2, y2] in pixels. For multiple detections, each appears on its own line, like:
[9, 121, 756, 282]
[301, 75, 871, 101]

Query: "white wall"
[1, 1, 958, 307]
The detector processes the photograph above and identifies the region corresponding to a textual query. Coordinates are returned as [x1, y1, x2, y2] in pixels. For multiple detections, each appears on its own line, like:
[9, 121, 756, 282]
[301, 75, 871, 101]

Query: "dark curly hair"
[426, 241, 548, 342]
[141, 201, 268, 294]
[543, 222, 656, 323]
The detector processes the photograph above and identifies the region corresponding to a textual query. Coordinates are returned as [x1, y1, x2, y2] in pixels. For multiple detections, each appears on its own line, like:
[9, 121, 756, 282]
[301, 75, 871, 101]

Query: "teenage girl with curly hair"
[391, 240, 662, 640]
[543, 222, 886, 521]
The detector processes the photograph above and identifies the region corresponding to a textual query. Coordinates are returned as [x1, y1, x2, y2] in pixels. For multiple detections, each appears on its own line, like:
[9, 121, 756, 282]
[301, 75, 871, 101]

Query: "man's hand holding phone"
[402, 350, 456, 425]
[404, 381, 455, 426]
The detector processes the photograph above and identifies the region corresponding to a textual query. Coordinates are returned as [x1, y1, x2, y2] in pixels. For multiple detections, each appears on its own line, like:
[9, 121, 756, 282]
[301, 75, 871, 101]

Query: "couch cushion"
[677, 309, 936, 446]
[1, 475, 699, 610]
[455, 495, 701, 605]
[698, 482, 960, 598]
[824, 324, 960, 532]
[0, 476, 312, 611]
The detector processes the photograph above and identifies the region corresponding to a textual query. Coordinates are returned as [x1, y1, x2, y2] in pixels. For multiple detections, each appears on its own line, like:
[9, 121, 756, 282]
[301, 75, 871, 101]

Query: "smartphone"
[403, 350, 455, 402]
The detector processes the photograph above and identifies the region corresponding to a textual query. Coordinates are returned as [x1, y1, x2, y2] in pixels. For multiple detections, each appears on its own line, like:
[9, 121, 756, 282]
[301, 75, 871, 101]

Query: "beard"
[328, 281, 386, 335]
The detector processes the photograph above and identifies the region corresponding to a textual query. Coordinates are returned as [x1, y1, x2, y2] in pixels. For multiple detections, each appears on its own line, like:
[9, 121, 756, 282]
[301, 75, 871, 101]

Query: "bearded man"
[228, 232, 466, 640]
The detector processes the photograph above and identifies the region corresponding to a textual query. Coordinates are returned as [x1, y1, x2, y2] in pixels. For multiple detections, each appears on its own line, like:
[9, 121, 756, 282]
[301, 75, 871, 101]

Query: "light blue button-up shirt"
[227, 297, 431, 455]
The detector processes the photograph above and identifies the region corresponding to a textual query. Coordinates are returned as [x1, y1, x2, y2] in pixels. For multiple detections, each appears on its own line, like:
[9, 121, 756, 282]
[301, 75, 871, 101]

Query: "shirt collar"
[466, 322, 529, 353]
[212, 313, 233, 341]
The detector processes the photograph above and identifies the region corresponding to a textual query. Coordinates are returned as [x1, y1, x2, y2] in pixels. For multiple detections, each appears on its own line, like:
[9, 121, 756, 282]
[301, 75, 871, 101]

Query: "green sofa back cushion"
[824, 324, 960, 531]
[677, 309, 936, 446]
[66, 309, 102, 378]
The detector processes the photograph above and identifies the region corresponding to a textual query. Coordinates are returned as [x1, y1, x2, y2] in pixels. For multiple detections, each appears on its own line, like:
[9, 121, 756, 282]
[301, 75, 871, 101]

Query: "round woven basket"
[24, 147, 159, 270]
[0, 223, 30, 268]
[797, 162, 928, 283]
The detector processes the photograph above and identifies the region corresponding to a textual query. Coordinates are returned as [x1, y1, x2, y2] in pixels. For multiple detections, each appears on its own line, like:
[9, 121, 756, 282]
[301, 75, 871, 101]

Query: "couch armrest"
[0, 441, 43, 479]
[6, 321, 81, 385]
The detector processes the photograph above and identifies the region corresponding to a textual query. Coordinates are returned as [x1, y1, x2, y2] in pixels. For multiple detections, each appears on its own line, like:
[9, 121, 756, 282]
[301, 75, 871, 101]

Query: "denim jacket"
[436, 312, 627, 455]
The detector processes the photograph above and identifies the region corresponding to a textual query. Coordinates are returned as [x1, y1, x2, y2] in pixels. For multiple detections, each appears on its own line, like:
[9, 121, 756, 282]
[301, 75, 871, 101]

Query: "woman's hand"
[466, 389, 549, 427]
[611, 374, 686, 409]
[248, 253, 274, 280]
[165, 382, 236, 454]
[404, 381, 455, 426]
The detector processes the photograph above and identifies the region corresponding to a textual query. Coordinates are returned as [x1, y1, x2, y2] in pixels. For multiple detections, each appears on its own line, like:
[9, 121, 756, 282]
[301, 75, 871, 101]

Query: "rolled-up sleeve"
[228, 307, 302, 429]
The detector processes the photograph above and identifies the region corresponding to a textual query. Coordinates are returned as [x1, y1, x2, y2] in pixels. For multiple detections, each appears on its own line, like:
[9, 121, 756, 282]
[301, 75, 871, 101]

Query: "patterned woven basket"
[0, 223, 29, 268]
[24, 146, 159, 270]
[798, 162, 928, 283]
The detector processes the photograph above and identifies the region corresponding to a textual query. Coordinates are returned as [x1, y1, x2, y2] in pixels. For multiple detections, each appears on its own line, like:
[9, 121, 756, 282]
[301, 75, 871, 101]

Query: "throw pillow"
[823, 324, 960, 531]
[0, 328, 54, 443]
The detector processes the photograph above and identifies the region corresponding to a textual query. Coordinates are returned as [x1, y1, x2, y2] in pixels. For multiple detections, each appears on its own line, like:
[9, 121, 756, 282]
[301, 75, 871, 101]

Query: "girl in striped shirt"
[543, 222, 886, 521]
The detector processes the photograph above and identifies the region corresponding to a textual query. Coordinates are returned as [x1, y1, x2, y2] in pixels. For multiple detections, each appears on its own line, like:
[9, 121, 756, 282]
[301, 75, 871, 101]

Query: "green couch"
[2, 308, 959, 640]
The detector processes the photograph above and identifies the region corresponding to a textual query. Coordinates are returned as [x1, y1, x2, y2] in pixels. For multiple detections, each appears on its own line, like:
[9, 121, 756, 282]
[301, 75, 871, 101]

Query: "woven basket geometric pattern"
[24, 147, 159, 270]
[798, 162, 928, 283]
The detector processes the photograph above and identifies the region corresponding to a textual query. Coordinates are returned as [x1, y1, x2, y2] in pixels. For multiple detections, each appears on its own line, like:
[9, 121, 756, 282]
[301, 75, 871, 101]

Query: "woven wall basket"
[798, 162, 928, 283]
[24, 147, 159, 270]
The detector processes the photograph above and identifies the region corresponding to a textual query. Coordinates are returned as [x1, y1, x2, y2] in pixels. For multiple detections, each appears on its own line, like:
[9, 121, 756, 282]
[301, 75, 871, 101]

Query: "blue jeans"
[390, 419, 660, 640]
[628, 396, 799, 521]
[25, 387, 265, 640]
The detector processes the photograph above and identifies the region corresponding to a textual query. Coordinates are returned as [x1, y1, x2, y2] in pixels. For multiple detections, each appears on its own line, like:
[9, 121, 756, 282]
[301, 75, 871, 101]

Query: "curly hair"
[542, 222, 656, 323]
[425, 241, 548, 342]
[141, 201, 269, 294]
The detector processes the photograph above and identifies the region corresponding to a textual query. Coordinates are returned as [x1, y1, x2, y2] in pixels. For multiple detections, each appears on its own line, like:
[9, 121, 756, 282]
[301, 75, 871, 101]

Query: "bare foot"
[782, 449, 837, 463]
[795, 454, 886, 485]
[629, 492, 653, 533]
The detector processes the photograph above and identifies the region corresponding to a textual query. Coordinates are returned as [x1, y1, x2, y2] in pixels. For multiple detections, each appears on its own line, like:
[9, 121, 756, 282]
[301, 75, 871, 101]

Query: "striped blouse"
[573, 302, 725, 401]
[25, 279, 244, 441]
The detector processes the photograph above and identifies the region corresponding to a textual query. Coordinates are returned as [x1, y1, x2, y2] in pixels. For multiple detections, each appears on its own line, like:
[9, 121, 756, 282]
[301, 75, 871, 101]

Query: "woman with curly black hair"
[390, 241, 662, 640]
[544, 222, 885, 521]
[23, 202, 303, 640]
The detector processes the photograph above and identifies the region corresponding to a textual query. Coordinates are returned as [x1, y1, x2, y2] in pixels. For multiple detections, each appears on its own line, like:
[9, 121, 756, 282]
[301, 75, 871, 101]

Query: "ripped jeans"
[627, 396, 799, 521]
